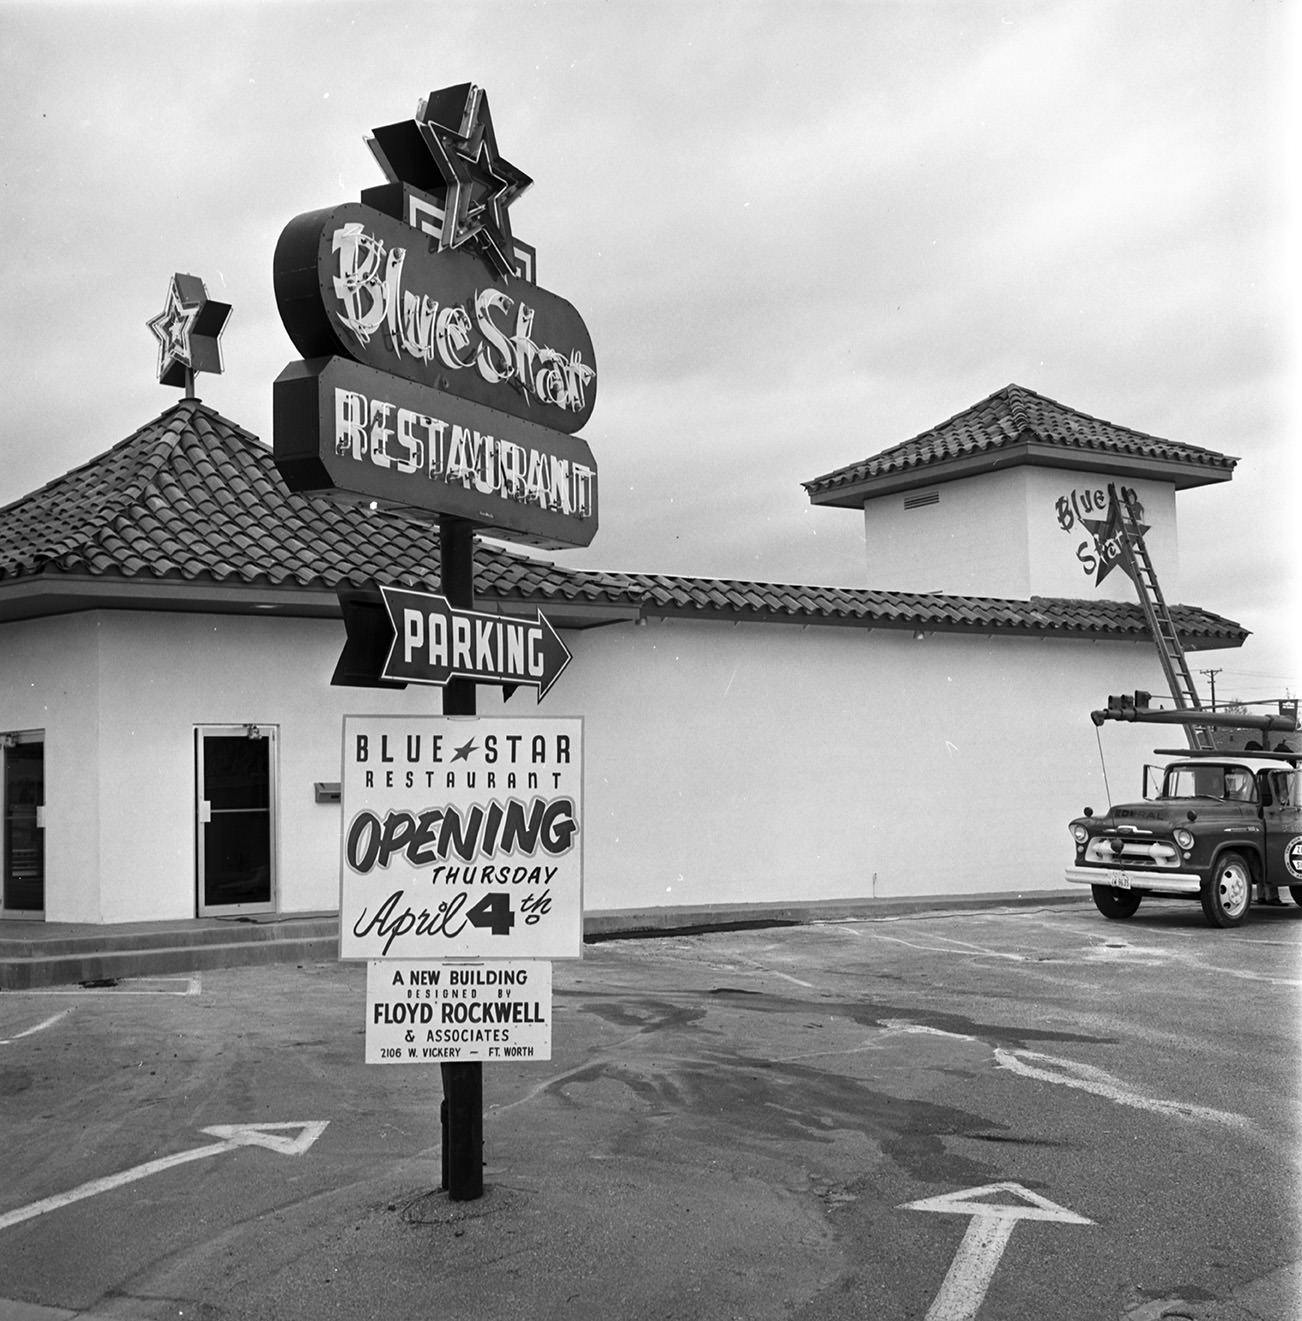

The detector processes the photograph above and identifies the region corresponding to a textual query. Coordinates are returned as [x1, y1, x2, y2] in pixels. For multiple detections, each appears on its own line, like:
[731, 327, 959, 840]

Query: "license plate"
[1106, 869, 1132, 890]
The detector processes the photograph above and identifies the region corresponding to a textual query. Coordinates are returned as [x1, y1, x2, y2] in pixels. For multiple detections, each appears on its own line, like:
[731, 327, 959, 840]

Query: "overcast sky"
[1, 0, 1296, 699]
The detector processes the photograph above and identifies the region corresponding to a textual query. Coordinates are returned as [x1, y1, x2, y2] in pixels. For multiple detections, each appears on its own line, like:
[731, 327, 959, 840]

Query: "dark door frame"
[195, 724, 278, 917]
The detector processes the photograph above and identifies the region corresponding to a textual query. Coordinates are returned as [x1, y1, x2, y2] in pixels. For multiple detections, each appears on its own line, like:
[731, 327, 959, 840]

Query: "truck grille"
[1083, 838, 1180, 869]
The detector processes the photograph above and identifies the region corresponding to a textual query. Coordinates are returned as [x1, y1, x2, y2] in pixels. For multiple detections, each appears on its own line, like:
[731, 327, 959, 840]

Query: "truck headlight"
[1173, 828, 1195, 850]
[1071, 824, 1090, 844]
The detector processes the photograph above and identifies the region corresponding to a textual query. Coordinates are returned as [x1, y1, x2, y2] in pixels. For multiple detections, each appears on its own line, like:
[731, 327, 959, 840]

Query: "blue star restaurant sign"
[146, 273, 232, 392]
[272, 84, 599, 549]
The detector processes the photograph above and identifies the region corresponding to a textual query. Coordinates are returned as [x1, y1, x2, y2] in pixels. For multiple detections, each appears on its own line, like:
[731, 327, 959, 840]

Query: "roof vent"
[903, 489, 940, 510]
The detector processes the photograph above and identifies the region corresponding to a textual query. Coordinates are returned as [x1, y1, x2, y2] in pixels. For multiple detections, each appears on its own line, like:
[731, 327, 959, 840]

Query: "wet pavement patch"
[544, 1049, 1002, 1185]
[574, 995, 708, 1033]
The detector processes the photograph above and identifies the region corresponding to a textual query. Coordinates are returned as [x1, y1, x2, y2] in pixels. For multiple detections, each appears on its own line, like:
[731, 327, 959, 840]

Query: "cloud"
[0, 0, 1293, 688]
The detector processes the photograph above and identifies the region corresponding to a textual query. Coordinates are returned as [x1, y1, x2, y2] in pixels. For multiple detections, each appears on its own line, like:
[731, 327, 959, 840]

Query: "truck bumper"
[1064, 867, 1203, 895]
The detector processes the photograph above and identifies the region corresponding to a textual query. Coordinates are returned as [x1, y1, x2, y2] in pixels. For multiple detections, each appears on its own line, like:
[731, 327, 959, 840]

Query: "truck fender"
[1207, 839, 1262, 883]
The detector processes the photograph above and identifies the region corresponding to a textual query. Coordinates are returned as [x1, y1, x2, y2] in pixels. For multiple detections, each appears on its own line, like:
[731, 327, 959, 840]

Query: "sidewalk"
[0, 891, 1082, 989]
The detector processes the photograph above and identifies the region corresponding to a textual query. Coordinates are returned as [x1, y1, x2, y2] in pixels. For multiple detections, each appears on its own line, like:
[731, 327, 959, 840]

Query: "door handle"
[199, 800, 212, 824]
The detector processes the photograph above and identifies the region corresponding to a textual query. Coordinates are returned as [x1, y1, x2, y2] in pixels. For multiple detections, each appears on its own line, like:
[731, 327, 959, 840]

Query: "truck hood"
[1103, 800, 1241, 826]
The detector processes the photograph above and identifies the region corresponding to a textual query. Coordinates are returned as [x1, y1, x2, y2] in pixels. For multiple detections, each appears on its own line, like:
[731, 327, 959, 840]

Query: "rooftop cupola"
[803, 384, 1236, 602]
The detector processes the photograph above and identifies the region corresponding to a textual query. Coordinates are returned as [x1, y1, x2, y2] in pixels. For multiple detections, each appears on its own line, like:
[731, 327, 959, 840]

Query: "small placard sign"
[365, 959, 552, 1063]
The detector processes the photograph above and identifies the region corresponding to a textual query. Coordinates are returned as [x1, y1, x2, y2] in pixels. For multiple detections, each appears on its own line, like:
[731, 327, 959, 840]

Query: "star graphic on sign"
[146, 273, 232, 390]
[146, 278, 200, 383]
[451, 738, 479, 763]
[367, 84, 531, 279]
[1082, 497, 1149, 587]
[445, 89, 532, 279]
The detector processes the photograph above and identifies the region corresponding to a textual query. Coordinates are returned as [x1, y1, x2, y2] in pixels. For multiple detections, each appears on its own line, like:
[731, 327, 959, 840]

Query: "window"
[1162, 764, 1257, 803]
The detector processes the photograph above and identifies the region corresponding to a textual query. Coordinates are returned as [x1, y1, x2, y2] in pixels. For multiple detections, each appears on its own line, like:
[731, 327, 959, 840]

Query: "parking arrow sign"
[379, 584, 572, 700]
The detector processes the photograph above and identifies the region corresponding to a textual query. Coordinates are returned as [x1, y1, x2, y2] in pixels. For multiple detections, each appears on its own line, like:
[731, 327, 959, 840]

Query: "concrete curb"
[0, 891, 1087, 989]
[583, 890, 1085, 939]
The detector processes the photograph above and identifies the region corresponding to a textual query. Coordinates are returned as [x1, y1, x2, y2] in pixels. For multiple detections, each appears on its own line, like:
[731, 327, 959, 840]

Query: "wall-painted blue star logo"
[146, 273, 231, 392]
[1082, 497, 1149, 587]
[367, 83, 532, 281]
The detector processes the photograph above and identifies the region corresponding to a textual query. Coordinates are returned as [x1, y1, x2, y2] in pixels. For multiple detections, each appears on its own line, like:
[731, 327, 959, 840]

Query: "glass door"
[2, 732, 44, 917]
[196, 725, 277, 916]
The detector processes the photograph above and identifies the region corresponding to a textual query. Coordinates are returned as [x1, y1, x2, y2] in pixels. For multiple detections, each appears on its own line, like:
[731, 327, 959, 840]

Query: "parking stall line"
[839, 927, 1028, 961]
[0, 1010, 70, 1046]
[994, 1047, 1253, 1132]
[12, 976, 202, 997]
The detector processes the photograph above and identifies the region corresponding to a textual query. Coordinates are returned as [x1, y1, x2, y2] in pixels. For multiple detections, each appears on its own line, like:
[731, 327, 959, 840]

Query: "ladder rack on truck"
[1089, 690, 1298, 741]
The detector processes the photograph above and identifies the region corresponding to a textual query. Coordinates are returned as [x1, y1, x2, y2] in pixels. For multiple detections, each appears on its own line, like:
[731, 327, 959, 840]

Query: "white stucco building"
[0, 385, 1247, 926]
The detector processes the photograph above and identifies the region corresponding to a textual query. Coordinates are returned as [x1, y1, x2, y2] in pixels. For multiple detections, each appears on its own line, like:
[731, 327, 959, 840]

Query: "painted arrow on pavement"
[0, 1121, 329, 1233]
[901, 1181, 1093, 1321]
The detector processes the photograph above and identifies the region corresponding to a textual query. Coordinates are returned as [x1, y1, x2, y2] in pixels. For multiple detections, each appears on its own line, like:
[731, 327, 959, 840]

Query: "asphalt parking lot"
[1, 898, 1299, 1321]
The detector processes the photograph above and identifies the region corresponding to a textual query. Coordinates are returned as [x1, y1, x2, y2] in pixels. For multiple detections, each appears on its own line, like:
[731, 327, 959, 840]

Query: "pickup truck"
[1066, 747, 1302, 926]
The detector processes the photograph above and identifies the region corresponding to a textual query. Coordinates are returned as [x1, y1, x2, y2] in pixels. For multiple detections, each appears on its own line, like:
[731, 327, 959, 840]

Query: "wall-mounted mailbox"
[314, 781, 341, 804]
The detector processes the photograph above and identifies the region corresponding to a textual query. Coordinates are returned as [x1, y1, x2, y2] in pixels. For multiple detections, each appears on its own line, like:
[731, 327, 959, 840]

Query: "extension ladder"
[1110, 484, 1215, 751]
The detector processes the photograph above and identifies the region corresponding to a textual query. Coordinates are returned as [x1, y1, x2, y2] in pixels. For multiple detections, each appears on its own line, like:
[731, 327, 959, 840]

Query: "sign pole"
[276, 85, 596, 1209]
[438, 514, 484, 1201]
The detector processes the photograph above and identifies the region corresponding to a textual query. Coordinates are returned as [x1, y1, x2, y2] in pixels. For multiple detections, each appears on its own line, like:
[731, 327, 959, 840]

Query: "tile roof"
[0, 400, 632, 609]
[803, 383, 1237, 499]
[0, 399, 1245, 649]
[617, 571, 1244, 648]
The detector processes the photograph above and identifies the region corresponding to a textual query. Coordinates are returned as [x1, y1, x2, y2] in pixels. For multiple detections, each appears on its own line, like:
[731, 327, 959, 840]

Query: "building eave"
[805, 442, 1236, 508]
[0, 571, 641, 631]
[636, 601, 1244, 650]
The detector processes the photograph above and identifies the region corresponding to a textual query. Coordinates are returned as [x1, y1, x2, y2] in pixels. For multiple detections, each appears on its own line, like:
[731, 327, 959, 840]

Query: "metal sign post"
[437, 514, 482, 1200]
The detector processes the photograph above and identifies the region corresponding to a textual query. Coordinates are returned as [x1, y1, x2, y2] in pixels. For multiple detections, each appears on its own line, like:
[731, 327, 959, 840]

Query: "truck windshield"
[1162, 765, 1256, 802]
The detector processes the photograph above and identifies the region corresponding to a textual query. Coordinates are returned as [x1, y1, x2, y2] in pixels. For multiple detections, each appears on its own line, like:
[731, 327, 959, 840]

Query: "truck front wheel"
[1200, 852, 1252, 928]
[1091, 885, 1142, 919]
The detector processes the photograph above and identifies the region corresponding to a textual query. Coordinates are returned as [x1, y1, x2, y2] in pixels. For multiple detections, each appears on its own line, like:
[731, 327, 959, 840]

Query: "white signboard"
[366, 960, 552, 1063]
[340, 716, 583, 960]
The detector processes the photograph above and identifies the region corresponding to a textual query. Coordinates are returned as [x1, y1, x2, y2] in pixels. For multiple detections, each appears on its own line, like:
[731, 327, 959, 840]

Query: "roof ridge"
[803, 383, 1237, 496]
[0, 400, 214, 577]
[0, 398, 194, 521]
[805, 383, 1031, 484]
[1004, 383, 1033, 435]
[996, 384, 1233, 458]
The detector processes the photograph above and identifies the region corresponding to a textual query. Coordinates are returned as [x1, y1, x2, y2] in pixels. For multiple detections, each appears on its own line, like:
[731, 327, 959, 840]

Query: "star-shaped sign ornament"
[1082, 493, 1149, 587]
[367, 84, 532, 280]
[146, 273, 232, 392]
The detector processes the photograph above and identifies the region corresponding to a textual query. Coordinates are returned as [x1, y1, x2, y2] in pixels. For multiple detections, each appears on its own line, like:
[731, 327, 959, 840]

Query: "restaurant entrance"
[196, 725, 278, 916]
[2, 730, 44, 918]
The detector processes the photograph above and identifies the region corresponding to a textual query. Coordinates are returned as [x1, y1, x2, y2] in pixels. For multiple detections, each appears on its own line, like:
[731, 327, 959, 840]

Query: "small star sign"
[451, 738, 479, 763]
[146, 273, 232, 392]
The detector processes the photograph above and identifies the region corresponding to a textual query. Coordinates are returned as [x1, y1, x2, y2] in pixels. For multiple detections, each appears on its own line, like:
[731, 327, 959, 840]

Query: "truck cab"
[1066, 750, 1302, 927]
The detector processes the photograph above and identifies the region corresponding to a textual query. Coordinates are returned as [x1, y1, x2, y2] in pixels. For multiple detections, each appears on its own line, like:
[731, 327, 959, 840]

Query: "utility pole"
[1199, 668, 1222, 712]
